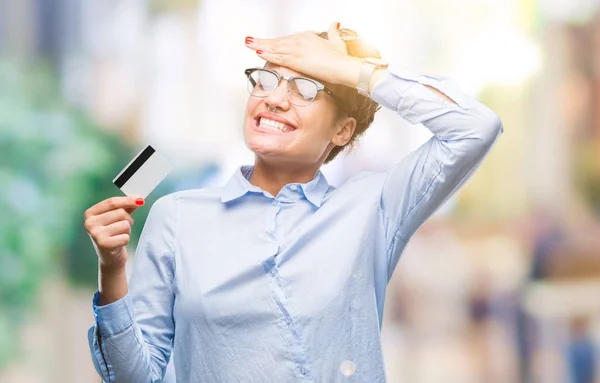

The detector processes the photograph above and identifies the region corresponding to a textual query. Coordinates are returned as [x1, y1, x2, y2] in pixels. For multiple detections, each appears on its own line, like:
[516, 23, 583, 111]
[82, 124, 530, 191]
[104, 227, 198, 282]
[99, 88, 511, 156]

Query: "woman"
[85, 22, 502, 382]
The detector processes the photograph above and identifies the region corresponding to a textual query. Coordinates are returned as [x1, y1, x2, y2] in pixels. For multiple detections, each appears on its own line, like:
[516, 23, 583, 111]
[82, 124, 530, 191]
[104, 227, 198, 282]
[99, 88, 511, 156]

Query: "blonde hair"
[317, 28, 382, 163]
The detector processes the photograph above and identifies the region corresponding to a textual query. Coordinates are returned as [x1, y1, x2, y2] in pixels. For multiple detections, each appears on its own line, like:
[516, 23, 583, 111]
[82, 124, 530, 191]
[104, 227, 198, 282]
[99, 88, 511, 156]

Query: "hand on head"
[245, 22, 355, 86]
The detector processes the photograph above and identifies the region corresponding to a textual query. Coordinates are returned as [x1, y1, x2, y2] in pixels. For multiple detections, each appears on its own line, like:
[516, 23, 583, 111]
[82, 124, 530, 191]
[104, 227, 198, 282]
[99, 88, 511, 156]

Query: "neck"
[250, 158, 320, 197]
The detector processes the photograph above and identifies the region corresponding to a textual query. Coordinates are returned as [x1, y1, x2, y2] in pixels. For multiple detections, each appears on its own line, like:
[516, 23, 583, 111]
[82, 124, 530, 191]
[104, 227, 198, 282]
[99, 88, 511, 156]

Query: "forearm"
[367, 63, 502, 270]
[91, 254, 172, 382]
[340, 57, 456, 109]
[90, 293, 165, 382]
[89, 196, 177, 382]
[363, 62, 501, 148]
[98, 251, 129, 306]
[340, 57, 457, 105]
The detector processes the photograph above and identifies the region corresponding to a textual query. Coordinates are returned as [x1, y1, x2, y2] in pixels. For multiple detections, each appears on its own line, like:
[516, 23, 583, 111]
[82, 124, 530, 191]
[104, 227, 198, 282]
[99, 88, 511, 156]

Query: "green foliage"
[0, 59, 145, 367]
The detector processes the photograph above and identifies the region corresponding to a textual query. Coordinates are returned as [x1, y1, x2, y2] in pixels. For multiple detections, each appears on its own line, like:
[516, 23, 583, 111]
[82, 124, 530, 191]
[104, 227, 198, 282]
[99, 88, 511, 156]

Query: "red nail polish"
[336, 22, 340, 30]
[245, 36, 254, 43]
[256, 50, 263, 55]
[135, 198, 144, 206]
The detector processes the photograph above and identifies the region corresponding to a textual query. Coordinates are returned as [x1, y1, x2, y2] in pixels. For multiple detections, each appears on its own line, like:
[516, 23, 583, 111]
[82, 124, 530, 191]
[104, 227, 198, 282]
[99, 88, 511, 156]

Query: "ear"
[331, 116, 357, 147]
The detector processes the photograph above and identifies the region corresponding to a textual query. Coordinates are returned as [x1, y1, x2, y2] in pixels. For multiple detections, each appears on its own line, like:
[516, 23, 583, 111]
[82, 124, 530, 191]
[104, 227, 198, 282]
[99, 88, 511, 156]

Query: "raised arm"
[368, 65, 502, 277]
[87, 195, 178, 382]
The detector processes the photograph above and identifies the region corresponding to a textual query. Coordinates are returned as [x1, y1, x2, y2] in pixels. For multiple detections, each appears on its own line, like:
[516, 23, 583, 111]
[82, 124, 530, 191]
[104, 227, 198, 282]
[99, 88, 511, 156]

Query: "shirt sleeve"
[87, 194, 178, 382]
[369, 63, 503, 279]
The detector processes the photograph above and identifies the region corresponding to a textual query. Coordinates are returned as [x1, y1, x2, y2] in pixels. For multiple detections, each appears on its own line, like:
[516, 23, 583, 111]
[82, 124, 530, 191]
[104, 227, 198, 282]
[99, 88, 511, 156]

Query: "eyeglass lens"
[247, 69, 319, 106]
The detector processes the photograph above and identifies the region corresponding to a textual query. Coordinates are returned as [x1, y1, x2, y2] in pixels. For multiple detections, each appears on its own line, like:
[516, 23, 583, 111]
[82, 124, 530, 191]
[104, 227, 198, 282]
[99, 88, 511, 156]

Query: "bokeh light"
[340, 360, 356, 377]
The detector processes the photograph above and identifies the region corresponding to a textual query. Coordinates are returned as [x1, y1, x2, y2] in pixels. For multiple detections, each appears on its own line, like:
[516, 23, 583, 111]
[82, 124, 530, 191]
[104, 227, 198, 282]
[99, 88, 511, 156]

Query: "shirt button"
[272, 200, 278, 206]
[289, 185, 298, 191]
[299, 367, 306, 375]
[284, 317, 291, 325]
[270, 269, 277, 277]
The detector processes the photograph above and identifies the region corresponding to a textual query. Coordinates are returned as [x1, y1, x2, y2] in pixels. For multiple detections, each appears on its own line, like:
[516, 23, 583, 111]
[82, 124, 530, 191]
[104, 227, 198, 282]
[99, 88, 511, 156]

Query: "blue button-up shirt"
[88, 64, 502, 382]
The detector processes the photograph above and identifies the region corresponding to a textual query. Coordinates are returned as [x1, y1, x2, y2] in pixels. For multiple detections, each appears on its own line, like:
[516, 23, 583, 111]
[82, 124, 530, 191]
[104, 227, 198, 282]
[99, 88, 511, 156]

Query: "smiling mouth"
[255, 117, 297, 133]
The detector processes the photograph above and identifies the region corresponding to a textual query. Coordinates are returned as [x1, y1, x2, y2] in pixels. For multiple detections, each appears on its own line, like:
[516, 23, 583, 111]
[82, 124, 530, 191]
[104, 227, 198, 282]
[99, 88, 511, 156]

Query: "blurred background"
[1, 0, 600, 382]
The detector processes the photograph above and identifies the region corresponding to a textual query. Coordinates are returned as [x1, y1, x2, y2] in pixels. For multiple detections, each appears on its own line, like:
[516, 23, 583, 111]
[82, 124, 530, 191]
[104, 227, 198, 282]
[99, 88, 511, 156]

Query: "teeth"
[259, 118, 294, 133]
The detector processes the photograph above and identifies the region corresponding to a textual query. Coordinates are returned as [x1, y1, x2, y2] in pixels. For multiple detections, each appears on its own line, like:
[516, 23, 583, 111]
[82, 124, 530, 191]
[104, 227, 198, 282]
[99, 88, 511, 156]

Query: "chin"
[244, 123, 285, 157]
[247, 142, 288, 161]
[243, 137, 291, 163]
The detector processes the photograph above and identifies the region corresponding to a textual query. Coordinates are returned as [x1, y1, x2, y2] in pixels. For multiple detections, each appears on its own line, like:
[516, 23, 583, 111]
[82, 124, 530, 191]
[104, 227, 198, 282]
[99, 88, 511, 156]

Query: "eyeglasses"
[244, 68, 341, 108]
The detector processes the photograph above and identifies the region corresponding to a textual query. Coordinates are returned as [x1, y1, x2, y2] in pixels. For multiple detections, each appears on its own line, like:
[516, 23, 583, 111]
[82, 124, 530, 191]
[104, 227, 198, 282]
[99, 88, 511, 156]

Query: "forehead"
[262, 63, 336, 90]
[264, 63, 304, 78]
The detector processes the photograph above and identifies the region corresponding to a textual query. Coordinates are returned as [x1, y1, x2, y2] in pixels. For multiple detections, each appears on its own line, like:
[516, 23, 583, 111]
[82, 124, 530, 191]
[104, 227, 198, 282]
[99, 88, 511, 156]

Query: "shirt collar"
[220, 165, 329, 207]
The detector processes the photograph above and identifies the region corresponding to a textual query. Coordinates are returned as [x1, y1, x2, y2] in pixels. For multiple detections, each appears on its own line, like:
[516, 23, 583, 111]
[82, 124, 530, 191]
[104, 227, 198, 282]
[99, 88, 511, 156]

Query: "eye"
[290, 78, 317, 100]
[256, 71, 278, 91]
[247, 70, 280, 97]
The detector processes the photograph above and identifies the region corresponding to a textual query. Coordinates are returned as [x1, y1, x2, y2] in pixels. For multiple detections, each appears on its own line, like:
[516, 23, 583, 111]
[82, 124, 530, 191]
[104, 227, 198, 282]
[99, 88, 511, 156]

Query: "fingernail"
[245, 36, 254, 44]
[256, 50, 263, 55]
[135, 198, 144, 206]
[336, 22, 340, 30]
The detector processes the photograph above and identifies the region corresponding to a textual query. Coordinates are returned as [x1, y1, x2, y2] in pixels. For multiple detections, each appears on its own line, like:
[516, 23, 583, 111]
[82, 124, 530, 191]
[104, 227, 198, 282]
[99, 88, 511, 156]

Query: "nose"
[264, 79, 290, 111]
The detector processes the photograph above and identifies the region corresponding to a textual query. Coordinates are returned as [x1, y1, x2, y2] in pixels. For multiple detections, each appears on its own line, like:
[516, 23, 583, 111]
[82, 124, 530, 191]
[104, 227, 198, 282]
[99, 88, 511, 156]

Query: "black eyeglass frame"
[244, 68, 346, 110]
